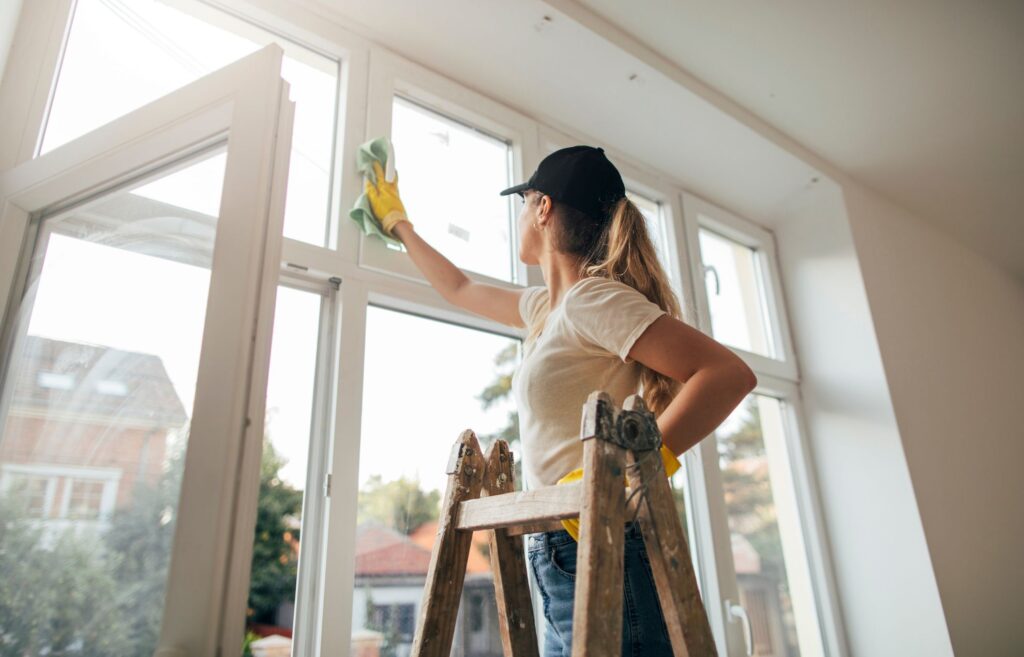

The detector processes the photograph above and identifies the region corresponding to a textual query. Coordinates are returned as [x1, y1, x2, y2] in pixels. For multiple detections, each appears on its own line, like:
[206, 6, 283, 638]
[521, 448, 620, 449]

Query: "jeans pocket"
[548, 543, 577, 581]
[529, 552, 552, 616]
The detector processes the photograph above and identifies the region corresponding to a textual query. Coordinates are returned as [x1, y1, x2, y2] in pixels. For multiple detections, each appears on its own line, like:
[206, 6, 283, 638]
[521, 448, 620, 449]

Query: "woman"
[366, 144, 756, 656]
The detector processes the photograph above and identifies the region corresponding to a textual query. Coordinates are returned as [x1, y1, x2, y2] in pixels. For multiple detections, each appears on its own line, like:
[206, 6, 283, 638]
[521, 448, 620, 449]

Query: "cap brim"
[499, 181, 530, 196]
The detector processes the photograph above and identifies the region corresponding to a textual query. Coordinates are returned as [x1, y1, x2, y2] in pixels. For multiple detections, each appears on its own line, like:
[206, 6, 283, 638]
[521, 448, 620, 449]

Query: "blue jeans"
[527, 521, 673, 657]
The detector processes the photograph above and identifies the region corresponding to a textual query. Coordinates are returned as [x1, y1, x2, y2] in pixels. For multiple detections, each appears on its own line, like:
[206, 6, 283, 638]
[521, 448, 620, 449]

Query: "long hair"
[525, 192, 683, 417]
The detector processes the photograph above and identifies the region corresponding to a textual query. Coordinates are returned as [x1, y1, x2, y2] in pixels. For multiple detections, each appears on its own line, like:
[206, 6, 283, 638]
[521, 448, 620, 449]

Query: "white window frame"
[681, 190, 848, 656]
[359, 45, 542, 289]
[0, 463, 63, 517]
[0, 44, 294, 657]
[60, 472, 119, 521]
[682, 189, 799, 380]
[0, 3, 850, 656]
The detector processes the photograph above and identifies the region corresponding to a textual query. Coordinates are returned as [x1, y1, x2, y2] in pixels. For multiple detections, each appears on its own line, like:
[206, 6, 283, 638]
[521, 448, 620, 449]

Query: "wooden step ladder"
[409, 390, 719, 657]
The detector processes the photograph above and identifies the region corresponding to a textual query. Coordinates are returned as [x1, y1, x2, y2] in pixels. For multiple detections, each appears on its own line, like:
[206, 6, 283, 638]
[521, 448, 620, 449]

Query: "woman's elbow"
[731, 360, 758, 394]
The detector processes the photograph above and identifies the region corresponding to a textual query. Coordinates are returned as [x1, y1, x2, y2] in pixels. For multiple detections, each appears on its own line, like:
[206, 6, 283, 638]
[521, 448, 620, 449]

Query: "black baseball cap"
[500, 145, 626, 221]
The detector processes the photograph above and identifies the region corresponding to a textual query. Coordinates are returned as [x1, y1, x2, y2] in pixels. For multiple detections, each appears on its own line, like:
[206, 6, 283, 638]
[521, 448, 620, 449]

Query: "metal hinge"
[323, 472, 332, 498]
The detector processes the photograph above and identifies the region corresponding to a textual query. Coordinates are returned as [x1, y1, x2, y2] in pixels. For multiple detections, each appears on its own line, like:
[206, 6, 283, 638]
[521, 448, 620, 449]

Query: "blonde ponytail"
[582, 197, 682, 416]
[526, 193, 683, 417]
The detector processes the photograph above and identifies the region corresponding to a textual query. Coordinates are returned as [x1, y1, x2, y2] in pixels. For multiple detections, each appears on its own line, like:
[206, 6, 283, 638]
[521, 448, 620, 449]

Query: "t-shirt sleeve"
[564, 278, 666, 363]
[518, 285, 547, 328]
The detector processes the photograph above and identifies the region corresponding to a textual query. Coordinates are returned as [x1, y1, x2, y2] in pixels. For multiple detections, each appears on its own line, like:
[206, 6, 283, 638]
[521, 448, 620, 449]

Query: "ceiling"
[323, 0, 1024, 279]
[573, 0, 1024, 279]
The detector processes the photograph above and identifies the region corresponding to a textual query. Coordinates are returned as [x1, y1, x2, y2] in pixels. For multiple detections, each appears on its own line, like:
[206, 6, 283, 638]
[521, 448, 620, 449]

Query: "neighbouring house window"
[6, 474, 52, 518]
[65, 479, 105, 520]
[370, 603, 415, 641]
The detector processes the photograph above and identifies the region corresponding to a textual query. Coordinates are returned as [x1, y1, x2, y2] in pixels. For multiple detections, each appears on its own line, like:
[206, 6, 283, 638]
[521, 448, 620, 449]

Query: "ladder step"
[456, 481, 644, 532]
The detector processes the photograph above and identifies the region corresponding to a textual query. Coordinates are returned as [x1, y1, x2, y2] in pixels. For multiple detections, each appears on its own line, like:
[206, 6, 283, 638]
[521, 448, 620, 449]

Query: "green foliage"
[241, 629, 261, 656]
[0, 439, 183, 657]
[474, 341, 524, 488]
[0, 429, 304, 655]
[717, 402, 784, 578]
[0, 495, 132, 656]
[357, 474, 440, 533]
[246, 436, 303, 624]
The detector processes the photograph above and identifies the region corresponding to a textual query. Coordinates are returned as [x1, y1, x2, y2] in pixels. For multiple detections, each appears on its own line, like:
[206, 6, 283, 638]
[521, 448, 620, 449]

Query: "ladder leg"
[410, 430, 485, 657]
[625, 448, 718, 657]
[483, 440, 540, 657]
[572, 432, 627, 657]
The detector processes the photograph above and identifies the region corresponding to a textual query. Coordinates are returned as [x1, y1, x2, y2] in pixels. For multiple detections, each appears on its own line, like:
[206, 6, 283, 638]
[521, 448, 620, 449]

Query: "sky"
[9, 0, 763, 502]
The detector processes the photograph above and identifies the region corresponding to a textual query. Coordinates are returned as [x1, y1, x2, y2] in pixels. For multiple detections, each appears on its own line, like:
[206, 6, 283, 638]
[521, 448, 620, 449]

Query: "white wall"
[0, 0, 24, 82]
[770, 182, 954, 657]
[843, 182, 1024, 657]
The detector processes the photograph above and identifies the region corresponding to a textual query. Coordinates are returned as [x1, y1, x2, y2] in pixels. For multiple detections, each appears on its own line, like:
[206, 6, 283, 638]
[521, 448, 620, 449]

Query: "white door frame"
[0, 44, 295, 657]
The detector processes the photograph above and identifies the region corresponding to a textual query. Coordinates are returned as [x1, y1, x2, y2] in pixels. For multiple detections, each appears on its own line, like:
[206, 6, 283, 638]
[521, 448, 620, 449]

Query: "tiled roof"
[409, 520, 492, 574]
[353, 520, 494, 577]
[9, 336, 186, 427]
[354, 523, 434, 577]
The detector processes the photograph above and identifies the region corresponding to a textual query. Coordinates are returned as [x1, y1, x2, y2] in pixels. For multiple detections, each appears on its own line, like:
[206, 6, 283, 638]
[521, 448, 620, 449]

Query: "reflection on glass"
[0, 149, 225, 656]
[390, 96, 515, 282]
[667, 466, 699, 593]
[351, 306, 521, 655]
[717, 395, 824, 657]
[241, 286, 321, 650]
[42, 0, 338, 246]
[627, 190, 669, 273]
[698, 228, 775, 358]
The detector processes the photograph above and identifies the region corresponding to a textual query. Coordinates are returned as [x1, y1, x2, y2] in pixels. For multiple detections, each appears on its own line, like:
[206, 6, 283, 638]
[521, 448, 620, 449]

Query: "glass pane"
[42, 0, 338, 246]
[0, 149, 225, 656]
[717, 395, 824, 657]
[241, 286, 321, 650]
[351, 306, 521, 655]
[627, 190, 670, 274]
[698, 228, 775, 357]
[390, 96, 515, 282]
[663, 468, 702, 603]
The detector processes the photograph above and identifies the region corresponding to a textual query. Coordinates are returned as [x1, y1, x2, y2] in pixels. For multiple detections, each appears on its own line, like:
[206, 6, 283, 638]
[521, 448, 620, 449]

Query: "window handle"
[704, 264, 721, 295]
[724, 598, 753, 656]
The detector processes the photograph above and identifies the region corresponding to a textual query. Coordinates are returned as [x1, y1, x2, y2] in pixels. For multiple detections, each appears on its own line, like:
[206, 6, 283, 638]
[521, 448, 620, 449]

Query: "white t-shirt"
[511, 276, 666, 489]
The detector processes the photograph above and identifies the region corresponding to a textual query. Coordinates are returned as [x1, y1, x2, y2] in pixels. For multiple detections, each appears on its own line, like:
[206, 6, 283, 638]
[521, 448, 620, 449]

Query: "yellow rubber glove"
[556, 444, 682, 542]
[364, 160, 413, 237]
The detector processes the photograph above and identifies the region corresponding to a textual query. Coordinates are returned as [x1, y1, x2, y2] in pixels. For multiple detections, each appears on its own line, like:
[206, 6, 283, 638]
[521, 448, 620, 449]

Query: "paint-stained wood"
[572, 391, 627, 657]
[409, 429, 485, 657]
[458, 481, 583, 530]
[410, 390, 717, 657]
[482, 440, 540, 657]
[622, 395, 718, 657]
[459, 481, 645, 533]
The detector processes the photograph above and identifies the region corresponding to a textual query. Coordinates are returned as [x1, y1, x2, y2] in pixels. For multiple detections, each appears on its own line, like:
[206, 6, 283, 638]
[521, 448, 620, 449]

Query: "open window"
[0, 46, 294, 657]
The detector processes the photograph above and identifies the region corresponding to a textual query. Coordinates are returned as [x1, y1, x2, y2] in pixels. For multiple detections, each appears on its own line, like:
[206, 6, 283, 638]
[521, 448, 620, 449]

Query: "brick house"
[0, 335, 186, 545]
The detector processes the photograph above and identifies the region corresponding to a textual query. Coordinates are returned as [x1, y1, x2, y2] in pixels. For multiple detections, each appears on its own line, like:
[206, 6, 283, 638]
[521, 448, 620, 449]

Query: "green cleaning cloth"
[349, 136, 405, 249]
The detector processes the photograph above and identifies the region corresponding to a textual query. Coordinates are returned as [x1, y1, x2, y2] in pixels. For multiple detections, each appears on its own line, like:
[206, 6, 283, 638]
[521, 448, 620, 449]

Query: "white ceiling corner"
[322, 0, 1024, 279]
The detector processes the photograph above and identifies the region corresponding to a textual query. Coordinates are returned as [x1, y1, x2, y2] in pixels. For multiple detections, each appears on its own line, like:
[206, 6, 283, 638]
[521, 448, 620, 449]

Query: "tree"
[474, 342, 524, 488]
[0, 494, 132, 656]
[246, 435, 303, 624]
[716, 401, 784, 579]
[0, 425, 307, 655]
[357, 474, 440, 533]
